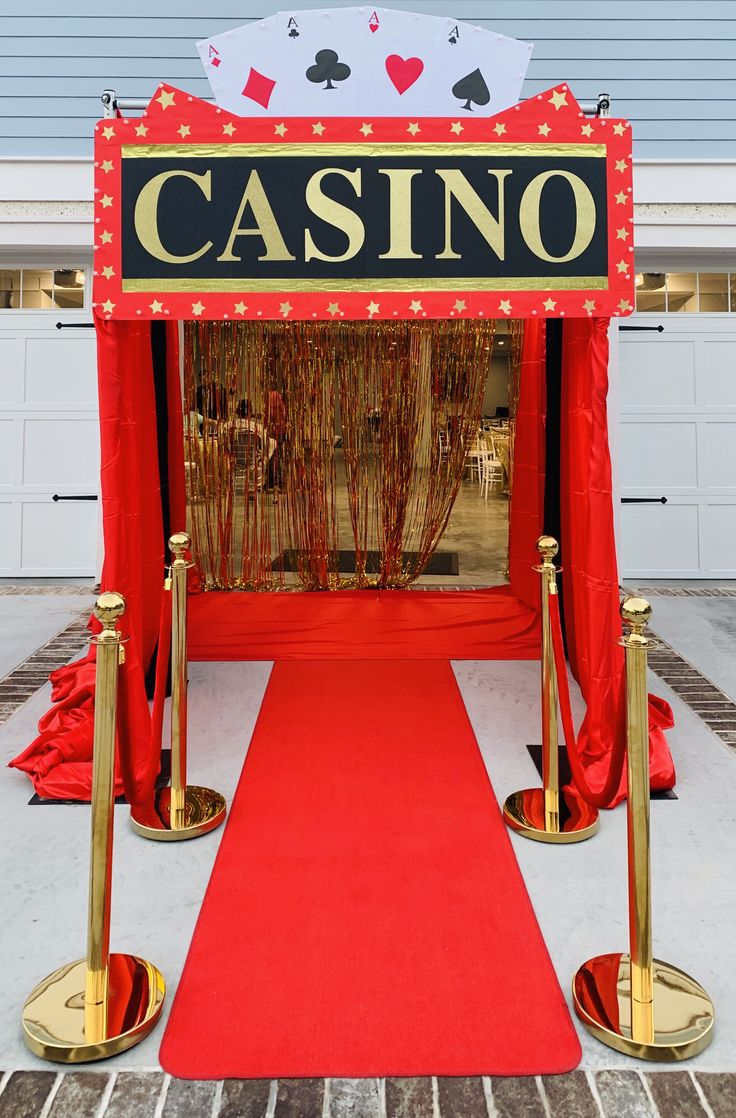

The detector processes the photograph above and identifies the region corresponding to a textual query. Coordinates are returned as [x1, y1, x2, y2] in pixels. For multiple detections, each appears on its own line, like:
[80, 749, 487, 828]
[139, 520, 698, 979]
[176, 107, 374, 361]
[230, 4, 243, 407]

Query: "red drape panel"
[560, 317, 675, 803]
[10, 321, 172, 803]
[509, 320, 547, 609]
[166, 322, 187, 533]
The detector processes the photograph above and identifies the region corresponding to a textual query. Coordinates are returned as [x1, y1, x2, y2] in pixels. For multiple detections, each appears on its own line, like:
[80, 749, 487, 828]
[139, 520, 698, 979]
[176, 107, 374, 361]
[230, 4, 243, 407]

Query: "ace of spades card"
[197, 6, 533, 118]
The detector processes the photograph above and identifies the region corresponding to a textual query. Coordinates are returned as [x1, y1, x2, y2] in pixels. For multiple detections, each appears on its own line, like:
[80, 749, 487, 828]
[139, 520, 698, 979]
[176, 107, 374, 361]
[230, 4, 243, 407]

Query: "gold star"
[102, 126, 115, 140]
[616, 226, 630, 240]
[149, 299, 163, 314]
[493, 122, 507, 136]
[156, 89, 176, 111]
[538, 122, 551, 137]
[499, 299, 512, 315]
[359, 122, 373, 137]
[581, 123, 594, 138]
[178, 124, 191, 139]
[549, 89, 568, 111]
[223, 122, 236, 136]
[583, 299, 596, 313]
[234, 301, 247, 315]
[450, 121, 464, 135]
[615, 159, 628, 173]
[616, 259, 629, 274]
[409, 299, 423, 315]
[135, 123, 148, 137]
[407, 122, 421, 136]
[453, 299, 467, 313]
[615, 191, 628, 205]
[326, 302, 341, 317]
[613, 122, 626, 136]
[274, 122, 288, 137]
[100, 194, 113, 208]
[192, 301, 205, 316]
[100, 230, 113, 244]
[100, 159, 114, 174]
[101, 299, 115, 315]
[617, 298, 633, 313]
[279, 301, 292, 317]
[366, 301, 380, 317]
[101, 265, 115, 280]
[543, 297, 557, 312]
[312, 121, 326, 136]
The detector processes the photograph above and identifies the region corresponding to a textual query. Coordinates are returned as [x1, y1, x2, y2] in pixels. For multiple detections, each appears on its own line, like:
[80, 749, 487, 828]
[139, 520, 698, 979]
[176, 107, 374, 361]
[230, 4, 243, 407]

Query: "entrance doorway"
[184, 319, 519, 590]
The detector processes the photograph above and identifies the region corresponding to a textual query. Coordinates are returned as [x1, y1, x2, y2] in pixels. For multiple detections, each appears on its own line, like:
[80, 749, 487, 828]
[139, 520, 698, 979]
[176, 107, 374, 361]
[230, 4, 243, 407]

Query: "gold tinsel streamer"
[184, 319, 497, 591]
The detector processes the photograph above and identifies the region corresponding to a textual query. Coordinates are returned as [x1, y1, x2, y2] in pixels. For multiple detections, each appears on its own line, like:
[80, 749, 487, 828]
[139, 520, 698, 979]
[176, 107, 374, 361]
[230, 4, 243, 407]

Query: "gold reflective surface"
[122, 275, 610, 293]
[22, 955, 165, 1063]
[130, 784, 227, 841]
[573, 953, 715, 1061]
[122, 142, 606, 160]
[502, 786, 599, 844]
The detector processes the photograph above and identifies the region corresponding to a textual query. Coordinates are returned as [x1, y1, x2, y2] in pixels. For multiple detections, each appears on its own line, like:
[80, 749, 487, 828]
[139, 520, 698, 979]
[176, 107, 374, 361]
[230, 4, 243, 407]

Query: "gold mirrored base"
[573, 953, 715, 1061]
[502, 787, 599, 843]
[22, 955, 165, 1064]
[130, 784, 226, 841]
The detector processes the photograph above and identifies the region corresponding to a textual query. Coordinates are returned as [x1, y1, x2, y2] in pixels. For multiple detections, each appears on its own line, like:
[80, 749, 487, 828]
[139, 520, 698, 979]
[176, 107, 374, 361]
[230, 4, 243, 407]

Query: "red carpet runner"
[161, 660, 580, 1077]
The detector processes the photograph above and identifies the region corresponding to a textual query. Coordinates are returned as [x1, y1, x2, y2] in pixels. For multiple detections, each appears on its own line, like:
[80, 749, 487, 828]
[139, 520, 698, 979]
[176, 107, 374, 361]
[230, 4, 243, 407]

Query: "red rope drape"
[559, 317, 675, 804]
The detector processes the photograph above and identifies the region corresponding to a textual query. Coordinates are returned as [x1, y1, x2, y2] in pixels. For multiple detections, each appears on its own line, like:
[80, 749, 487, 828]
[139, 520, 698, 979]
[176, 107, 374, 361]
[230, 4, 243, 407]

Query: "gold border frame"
[122, 142, 606, 160]
[123, 276, 609, 293]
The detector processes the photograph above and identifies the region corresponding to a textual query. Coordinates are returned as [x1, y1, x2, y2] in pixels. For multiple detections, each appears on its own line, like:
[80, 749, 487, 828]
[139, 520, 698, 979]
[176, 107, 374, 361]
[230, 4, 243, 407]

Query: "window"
[0, 266, 86, 310]
[636, 271, 736, 314]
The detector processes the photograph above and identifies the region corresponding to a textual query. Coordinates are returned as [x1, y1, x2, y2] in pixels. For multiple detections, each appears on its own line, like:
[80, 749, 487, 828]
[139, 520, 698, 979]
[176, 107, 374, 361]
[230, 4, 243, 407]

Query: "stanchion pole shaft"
[85, 605, 123, 1037]
[539, 545, 559, 829]
[624, 623, 654, 1043]
[170, 551, 188, 830]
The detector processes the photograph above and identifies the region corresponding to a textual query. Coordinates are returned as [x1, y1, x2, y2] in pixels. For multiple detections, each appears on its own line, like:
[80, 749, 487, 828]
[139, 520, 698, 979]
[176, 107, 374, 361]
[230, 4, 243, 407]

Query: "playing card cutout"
[242, 67, 277, 109]
[306, 49, 351, 90]
[385, 54, 424, 95]
[453, 69, 490, 111]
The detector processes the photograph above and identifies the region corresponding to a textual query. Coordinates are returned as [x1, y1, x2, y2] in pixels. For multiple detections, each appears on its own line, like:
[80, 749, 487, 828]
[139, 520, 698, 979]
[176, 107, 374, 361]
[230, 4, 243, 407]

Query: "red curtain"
[559, 317, 675, 802]
[10, 321, 182, 803]
[508, 320, 546, 609]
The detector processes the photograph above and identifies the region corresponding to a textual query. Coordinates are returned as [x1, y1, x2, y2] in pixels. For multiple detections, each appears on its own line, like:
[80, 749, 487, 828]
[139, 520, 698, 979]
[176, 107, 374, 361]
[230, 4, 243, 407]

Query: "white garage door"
[619, 314, 736, 579]
[0, 266, 99, 577]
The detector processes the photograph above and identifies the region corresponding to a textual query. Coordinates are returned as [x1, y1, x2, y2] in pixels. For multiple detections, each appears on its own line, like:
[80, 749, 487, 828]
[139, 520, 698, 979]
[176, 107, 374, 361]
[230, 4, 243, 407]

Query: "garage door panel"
[703, 505, 736, 575]
[0, 420, 15, 486]
[698, 342, 736, 406]
[25, 337, 97, 405]
[704, 422, 736, 489]
[22, 418, 99, 487]
[0, 338, 24, 405]
[620, 421, 697, 490]
[0, 502, 14, 571]
[621, 502, 700, 575]
[620, 340, 695, 408]
[20, 499, 98, 573]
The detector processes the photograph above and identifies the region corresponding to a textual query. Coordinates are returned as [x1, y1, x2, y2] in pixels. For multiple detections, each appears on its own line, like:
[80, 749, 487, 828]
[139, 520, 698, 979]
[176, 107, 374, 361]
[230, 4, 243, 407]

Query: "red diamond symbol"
[242, 67, 276, 109]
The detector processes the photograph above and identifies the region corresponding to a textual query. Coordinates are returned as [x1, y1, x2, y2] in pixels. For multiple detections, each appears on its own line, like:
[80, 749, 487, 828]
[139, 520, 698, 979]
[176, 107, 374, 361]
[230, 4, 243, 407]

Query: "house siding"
[1, 0, 735, 156]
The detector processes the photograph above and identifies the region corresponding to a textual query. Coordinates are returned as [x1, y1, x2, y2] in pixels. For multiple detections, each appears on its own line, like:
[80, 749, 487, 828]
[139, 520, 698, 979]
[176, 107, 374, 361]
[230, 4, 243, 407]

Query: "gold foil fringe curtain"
[184, 319, 495, 590]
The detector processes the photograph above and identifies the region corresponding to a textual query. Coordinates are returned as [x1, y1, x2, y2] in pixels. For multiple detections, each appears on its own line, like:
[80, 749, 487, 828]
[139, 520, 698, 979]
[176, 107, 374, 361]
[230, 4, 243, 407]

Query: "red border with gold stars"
[93, 82, 634, 323]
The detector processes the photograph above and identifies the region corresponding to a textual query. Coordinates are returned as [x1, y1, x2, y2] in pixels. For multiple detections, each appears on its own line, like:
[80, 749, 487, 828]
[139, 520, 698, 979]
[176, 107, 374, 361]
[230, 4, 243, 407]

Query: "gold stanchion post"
[502, 535, 599, 843]
[22, 592, 165, 1063]
[131, 532, 226, 840]
[573, 596, 715, 1060]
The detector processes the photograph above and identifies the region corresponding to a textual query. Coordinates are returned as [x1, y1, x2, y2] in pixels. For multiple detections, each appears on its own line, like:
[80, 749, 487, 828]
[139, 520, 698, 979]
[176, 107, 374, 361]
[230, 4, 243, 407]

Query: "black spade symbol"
[448, 34, 457, 44]
[452, 68, 490, 111]
[306, 48, 351, 90]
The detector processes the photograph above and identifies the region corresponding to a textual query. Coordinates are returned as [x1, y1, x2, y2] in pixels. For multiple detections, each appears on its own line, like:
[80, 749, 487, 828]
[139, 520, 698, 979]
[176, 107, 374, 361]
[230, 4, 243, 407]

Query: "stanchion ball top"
[536, 535, 559, 559]
[94, 591, 126, 626]
[169, 531, 191, 558]
[621, 596, 651, 631]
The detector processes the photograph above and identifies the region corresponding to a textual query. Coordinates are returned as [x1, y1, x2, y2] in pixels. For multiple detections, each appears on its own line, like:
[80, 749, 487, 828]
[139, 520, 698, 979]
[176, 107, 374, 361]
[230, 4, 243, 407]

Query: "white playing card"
[197, 7, 533, 118]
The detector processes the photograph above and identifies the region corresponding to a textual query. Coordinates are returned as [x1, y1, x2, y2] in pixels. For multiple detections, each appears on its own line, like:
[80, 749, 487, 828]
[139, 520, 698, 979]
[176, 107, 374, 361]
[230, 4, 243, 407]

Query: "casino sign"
[94, 82, 635, 321]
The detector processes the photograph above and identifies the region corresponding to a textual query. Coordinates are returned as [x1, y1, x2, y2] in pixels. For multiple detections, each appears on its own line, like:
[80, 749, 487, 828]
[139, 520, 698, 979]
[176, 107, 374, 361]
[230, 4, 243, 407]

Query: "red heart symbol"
[385, 54, 424, 95]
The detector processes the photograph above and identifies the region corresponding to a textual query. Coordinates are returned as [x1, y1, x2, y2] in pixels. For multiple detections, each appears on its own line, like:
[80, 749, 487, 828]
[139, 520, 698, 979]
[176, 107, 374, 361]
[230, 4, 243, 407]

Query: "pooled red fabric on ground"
[160, 659, 580, 1078]
[187, 584, 540, 661]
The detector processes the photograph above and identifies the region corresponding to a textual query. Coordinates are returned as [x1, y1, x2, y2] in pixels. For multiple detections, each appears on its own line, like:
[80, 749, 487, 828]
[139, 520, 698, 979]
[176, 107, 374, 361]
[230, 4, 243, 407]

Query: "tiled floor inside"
[1, 586, 735, 1116]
